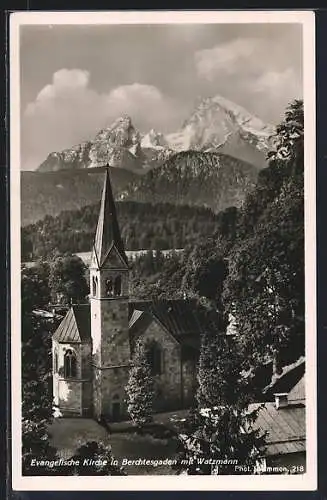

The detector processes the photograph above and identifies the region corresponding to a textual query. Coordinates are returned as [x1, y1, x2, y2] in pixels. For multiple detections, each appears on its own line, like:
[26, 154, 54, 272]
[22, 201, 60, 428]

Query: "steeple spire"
[92, 166, 128, 268]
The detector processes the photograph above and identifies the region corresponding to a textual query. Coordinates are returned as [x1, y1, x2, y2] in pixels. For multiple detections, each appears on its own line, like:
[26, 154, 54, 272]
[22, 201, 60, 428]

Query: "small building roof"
[288, 376, 305, 403]
[250, 398, 305, 457]
[263, 358, 305, 400]
[53, 304, 91, 344]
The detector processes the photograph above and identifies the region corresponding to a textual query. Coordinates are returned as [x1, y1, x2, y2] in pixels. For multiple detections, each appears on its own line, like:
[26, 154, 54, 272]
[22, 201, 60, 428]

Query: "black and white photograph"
[10, 10, 316, 490]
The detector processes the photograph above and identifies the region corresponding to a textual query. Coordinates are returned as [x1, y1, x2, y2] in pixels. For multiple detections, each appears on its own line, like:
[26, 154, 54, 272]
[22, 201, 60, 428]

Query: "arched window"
[105, 278, 113, 296]
[53, 350, 58, 373]
[92, 276, 98, 297]
[147, 342, 163, 376]
[114, 276, 122, 296]
[64, 349, 77, 378]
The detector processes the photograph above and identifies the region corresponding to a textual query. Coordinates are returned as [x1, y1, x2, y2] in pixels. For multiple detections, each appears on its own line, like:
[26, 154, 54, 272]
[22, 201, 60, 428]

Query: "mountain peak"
[37, 94, 274, 174]
[165, 94, 274, 168]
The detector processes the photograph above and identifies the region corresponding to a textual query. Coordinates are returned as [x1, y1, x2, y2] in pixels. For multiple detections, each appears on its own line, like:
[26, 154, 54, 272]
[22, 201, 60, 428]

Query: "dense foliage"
[22, 201, 221, 261]
[126, 340, 155, 426]
[223, 100, 305, 370]
[48, 254, 89, 305]
[175, 403, 265, 475]
[21, 266, 60, 475]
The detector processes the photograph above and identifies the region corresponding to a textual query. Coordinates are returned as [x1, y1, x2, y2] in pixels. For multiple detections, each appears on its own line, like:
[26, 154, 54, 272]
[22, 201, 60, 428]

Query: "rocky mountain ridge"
[37, 95, 275, 173]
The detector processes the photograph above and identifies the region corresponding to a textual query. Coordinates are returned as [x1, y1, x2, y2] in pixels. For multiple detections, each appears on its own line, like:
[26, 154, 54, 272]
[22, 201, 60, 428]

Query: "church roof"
[53, 304, 91, 344]
[92, 167, 128, 268]
[129, 299, 223, 349]
[52, 299, 223, 348]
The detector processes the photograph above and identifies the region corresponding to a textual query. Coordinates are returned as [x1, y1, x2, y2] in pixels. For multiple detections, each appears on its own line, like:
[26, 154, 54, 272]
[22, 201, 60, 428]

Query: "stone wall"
[136, 320, 184, 412]
[52, 340, 93, 416]
[91, 297, 131, 420]
[93, 365, 130, 421]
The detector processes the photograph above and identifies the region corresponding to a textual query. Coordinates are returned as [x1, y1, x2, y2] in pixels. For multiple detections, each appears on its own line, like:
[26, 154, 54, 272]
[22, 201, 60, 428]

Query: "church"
[52, 168, 223, 421]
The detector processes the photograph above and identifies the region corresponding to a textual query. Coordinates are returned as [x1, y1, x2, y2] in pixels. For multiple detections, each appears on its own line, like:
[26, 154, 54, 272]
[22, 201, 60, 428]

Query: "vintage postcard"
[10, 10, 316, 490]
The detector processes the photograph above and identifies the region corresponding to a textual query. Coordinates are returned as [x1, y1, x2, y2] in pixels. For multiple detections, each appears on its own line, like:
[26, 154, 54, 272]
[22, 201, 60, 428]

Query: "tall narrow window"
[147, 342, 162, 376]
[114, 276, 122, 296]
[92, 276, 98, 297]
[64, 349, 77, 378]
[105, 278, 113, 296]
[53, 350, 58, 373]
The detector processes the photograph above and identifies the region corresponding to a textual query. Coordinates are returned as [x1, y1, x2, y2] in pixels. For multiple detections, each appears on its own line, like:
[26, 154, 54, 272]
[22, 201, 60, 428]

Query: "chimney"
[274, 393, 288, 409]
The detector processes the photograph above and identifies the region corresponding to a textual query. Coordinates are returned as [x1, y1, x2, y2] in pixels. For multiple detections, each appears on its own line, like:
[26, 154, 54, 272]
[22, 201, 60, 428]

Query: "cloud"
[194, 37, 302, 124]
[22, 69, 183, 170]
[105, 83, 181, 127]
[253, 68, 302, 98]
[195, 38, 257, 80]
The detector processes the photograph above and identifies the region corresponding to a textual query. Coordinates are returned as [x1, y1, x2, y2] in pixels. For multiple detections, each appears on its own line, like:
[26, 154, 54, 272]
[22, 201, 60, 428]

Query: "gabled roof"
[52, 298, 223, 349]
[263, 357, 305, 400]
[129, 299, 224, 350]
[92, 167, 128, 268]
[288, 376, 305, 403]
[250, 401, 306, 456]
[53, 304, 91, 343]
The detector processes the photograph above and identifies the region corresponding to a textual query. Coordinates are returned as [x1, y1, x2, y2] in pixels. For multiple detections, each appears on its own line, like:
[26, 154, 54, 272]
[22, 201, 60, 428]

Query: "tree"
[21, 261, 51, 313]
[22, 417, 58, 476]
[126, 340, 154, 426]
[21, 265, 61, 475]
[175, 404, 265, 475]
[22, 305, 59, 475]
[173, 295, 265, 475]
[267, 99, 304, 174]
[48, 254, 88, 305]
[175, 330, 265, 475]
[223, 100, 305, 372]
[197, 332, 242, 408]
[181, 237, 228, 302]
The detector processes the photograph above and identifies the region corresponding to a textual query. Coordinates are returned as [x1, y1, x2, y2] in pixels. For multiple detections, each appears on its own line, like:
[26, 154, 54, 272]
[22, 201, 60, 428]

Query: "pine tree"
[126, 340, 154, 427]
[175, 404, 265, 475]
[197, 331, 252, 408]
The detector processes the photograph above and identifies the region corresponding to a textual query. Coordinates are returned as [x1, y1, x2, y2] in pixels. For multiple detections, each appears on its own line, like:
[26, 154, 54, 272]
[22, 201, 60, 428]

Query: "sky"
[20, 23, 303, 170]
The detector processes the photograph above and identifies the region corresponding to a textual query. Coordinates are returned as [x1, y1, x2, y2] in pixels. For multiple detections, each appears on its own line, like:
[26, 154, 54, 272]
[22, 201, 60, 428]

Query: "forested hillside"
[21, 201, 226, 261]
[119, 151, 258, 212]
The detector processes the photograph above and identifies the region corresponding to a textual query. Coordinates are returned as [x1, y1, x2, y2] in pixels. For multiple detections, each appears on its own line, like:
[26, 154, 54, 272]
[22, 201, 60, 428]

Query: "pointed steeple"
[92, 166, 128, 268]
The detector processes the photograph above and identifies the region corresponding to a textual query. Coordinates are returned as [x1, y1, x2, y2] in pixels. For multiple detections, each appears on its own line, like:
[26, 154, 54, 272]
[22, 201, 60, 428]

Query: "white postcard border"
[10, 10, 317, 491]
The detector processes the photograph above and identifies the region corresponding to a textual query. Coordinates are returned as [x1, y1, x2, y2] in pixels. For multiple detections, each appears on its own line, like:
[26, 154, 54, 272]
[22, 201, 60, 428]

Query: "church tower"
[90, 166, 130, 421]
